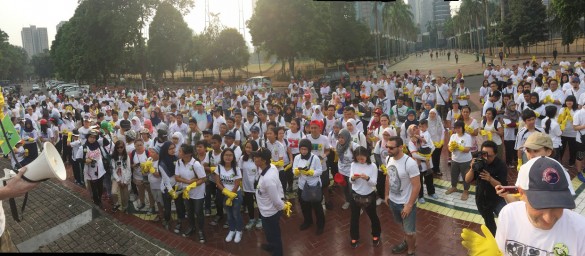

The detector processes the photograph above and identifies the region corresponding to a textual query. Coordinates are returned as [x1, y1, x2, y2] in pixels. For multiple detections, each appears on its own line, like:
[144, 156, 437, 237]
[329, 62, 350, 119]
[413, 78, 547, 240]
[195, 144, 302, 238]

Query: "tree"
[501, 0, 548, 53]
[147, 2, 192, 82]
[214, 28, 249, 79]
[383, 0, 417, 54]
[248, 0, 318, 78]
[0, 29, 30, 81]
[31, 50, 54, 80]
[186, 34, 207, 79]
[549, 0, 585, 52]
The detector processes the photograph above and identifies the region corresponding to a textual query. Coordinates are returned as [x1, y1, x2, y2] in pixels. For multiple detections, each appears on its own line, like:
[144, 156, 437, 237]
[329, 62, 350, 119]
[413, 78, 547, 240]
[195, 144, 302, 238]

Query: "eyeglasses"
[116, 147, 124, 149]
[386, 146, 398, 150]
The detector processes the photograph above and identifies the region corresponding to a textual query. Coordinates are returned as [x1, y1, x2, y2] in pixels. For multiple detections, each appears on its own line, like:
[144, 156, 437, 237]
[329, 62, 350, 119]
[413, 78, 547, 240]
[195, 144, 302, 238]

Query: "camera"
[471, 151, 486, 176]
[117, 161, 122, 166]
[90, 159, 97, 168]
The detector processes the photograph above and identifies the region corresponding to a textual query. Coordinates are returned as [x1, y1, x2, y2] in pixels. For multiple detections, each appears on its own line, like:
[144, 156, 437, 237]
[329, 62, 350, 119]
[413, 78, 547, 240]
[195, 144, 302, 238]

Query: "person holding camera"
[464, 140, 507, 235]
[75, 129, 109, 207]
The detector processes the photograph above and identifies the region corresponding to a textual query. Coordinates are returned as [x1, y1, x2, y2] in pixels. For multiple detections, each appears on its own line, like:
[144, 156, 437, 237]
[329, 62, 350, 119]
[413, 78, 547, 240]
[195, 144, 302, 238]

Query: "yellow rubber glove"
[140, 159, 153, 174]
[222, 188, 238, 199]
[182, 181, 198, 199]
[283, 163, 292, 172]
[457, 143, 465, 152]
[24, 149, 29, 156]
[206, 147, 212, 152]
[380, 164, 388, 175]
[28, 137, 34, 142]
[293, 168, 300, 177]
[517, 158, 523, 172]
[168, 186, 179, 200]
[461, 225, 503, 256]
[560, 118, 567, 131]
[464, 125, 475, 134]
[301, 169, 315, 176]
[225, 197, 234, 206]
[67, 132, 72, 143]
[533, 110, 540, 117]
[149, 166, 156, 174]
[210, 166, 216, 173]
[544, 95, 554, 104]
[283, 201, 292, 217]
[271, 159, 284, 167]
[356, 111, 364, 117]
[448, 141, 458, 152]
[433, 141, 442, 148]
[480, 130, 493, 141]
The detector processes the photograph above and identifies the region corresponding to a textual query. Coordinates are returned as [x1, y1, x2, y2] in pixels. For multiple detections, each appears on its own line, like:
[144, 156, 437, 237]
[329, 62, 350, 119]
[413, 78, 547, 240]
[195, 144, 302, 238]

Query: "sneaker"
[245, 219, 256, 230]
[210, 216, 221, 226]
[430, 194, 439, 200]
[234, 231, 242, 243]
[137, 203, 146, 210]
[392, 240, 408, 254]
[578, 172, 585, 183]
[342, 202, 350, 210]
[182, 228, 194, 237]
[225, 231, 236, 242]
[204, 209, 211, 217]
[373, 236, 381, 247]
[198, 231, 206, 243]
[129, 194, 137, 202]
[174, 223, 181, 234]
[255, 219, 263, 229]
[418, 198, 426, 204]
[445, 187, 457, 195]
[223, 223, 229, 229]
[162, 220, 169, 230]
[351, 239, 359, 248]
[461, 191, 469, 201]
[376, 198, 383, 206]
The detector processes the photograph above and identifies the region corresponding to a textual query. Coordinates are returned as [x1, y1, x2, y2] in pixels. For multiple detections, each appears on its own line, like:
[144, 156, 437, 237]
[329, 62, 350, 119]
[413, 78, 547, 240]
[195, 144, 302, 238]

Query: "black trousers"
[261, 211, 283, 256]
[185, 198, 205, 231]
[561, 136, 577, 165]
[162, 191, 186, 221]
[375, 171, 385, 200]
[297, 188, 325, 229]
[72, 159, 83, 184]
[279, 171, 288, 194]
[215, 187, 225, 217]
[431, 146, 443, 174]
[349, 192, 381, 240]
[243, 191, 257, 220]
[418, 171, 436, 198]
[504, 140, 516, 166]
[90, 176, 104, 206]
[477, 198, 506, 236]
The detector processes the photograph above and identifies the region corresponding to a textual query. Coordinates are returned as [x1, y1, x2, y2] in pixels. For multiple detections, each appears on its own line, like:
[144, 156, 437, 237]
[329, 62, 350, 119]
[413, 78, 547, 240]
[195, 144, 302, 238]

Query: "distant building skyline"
[21, 25, 48, 58]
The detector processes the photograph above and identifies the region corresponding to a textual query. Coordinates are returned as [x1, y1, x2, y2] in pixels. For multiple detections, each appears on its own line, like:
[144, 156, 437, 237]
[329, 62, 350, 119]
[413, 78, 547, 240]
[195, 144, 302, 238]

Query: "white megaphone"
[21, 142, 67, 182]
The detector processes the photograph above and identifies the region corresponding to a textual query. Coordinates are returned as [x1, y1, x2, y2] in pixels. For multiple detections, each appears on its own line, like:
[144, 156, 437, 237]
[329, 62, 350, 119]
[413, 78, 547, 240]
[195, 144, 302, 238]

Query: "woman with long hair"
[480, 108, 504, 160]
[348, 146, 381, 248]
[559, 95, 578, 167]
[525, 92, 546, 128]
[543, 105, 562, 161]
[111, 140, 131, 213]
[215, 148, 244, 243]
[457, 106, 479, 152]
[240, 140, 261, 230]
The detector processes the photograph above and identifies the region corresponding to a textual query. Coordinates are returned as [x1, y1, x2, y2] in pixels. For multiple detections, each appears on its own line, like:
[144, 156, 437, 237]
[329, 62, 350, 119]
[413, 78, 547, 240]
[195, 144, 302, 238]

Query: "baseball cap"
[195, 100, 203, 105]
[125, 130, 137, 140]
[250, 126, 260, 133]
[572, 77, 580, 83]
[269, 109, 277, 116]
[524, 132, 553, 150]
[225, 132, 236, 138]
[516, 156, 575, 209]
[295, 107, 303, 113]
[149, 145, 161, 154]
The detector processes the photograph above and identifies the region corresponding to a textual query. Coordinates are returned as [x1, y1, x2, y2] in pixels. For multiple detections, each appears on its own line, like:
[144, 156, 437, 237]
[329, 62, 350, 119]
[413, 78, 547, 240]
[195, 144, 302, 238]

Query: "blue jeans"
[389, 200, 417, 235]
[262, 211, 283, 256]
[226, 190, 243, 231]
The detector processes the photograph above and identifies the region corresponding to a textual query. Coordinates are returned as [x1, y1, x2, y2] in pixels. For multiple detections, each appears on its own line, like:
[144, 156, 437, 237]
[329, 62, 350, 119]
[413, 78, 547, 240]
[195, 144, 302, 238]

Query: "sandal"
[391, 240, 408, 254]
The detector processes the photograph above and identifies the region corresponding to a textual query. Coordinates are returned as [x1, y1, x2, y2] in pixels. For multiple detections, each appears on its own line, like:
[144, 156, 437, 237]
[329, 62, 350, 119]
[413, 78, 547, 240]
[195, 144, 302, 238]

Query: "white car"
[64, 87, 85, 98]
[31, 84, 40, 93]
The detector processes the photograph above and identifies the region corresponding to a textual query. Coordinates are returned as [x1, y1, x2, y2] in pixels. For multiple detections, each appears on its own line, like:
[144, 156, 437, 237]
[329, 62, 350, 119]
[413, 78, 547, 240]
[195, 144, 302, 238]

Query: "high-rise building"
[56, 21, 67, 32]
[21, 25, 48, 58]
[433, 0, 451, 28]
[409, 0, 434, 34]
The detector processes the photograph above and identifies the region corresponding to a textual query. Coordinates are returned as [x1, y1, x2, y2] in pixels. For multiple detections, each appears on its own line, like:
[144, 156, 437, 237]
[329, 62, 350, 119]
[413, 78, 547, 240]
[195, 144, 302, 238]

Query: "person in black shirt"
[464, 140, 507, 235]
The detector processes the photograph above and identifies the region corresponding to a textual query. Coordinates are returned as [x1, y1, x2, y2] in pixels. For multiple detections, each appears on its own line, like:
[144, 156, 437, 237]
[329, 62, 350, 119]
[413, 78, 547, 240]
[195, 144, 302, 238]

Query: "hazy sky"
[1, 0, 458, 49]
[0, 0, 255, 48]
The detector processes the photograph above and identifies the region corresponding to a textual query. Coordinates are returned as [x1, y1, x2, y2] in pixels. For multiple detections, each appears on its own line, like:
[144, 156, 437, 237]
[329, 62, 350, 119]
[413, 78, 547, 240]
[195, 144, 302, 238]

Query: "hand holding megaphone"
[0, 167, 39, 199]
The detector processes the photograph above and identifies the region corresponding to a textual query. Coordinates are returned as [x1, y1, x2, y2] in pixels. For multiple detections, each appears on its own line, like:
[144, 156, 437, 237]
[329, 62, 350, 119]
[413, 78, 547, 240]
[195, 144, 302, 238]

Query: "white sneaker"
[255, 219, 263, 229]
[376, 198, 383, 206]
[245, 219, 256, 230]
[342, 202, 350, 210]
[225, 231, 235, 242]
[234, 231, 242, 243]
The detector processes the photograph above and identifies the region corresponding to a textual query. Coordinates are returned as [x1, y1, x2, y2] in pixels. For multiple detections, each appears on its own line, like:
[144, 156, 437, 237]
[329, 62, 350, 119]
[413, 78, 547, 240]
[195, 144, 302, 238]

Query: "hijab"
[504, 101, 520, 122]
[143, 119, 154, 134]
[346, 118, 358, 135]
[403, 110, 419, 132]
[427, 109, 444, 142]
[527, 92, 542, 109]
[158, 141, 177, 178]
[172, 132, 184, 147]
[150, 110, 161, 127]
[336, 129, 352, 162]
[23, 118, 34, 133]
[85, 134, 100, 151]
[131, 116, 142, 132]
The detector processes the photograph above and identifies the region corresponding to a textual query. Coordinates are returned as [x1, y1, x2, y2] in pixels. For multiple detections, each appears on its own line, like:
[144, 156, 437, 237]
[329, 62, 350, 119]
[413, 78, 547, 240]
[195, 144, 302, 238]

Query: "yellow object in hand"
[448, 141, 458, 152]
[457, 143, 465, 152]
[225, 197, 234, 206]
[461, 225, 503, 256]
[293, 168, 300, 177]
[271, 159, 284, 167]
[140, 159, 154, 174]
[533, 110, 540, 117]
[480, 130, 493, 141]
[284, 163, 292, 172]
[210, 166, 216, 172]
[464, 125, 474, 134]
[301, 169, 315, 176]
[283, 201, 292, 217]
[517, 158, 523, 172]
[28, 137, 34, 142]
[222, 188, 237, 199]
[380, 164, 388, 176]
[24, 149, 29, 156]
[168, 186, 179, 200]
[182, 182, 198, 199]
[67, 132, 72, 142]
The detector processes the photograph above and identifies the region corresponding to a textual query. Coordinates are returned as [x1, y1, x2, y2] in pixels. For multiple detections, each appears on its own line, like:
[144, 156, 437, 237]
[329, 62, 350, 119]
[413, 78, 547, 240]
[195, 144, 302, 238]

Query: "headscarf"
[346, 118, 358, 135]
[504, 101, 520, 122]
[171, 132, 184, 147]
[332, 120, 342, 139]
[403, 110, 419, 132]
[131, 116, 142, 132]
[143, 119, 154, 134]
[150, 110, 161, 127]
[336, 129, 351, 162]
[84, 132, 101, 151]
[23, 118, 34, 132]
[158, 141, 177, 178]
[381, 127, 394, 150]
[427, 109, 444, 143]
[527, 92, 542, 109]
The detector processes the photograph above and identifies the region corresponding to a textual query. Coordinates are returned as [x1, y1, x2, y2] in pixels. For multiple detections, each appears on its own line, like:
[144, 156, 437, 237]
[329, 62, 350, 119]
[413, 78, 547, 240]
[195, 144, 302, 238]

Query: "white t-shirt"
[175, 158, 206, 199]
[266, 140, 285, 171]
[349, 162, 378, 195]
[238, 156, 257, 193]
[306, 134, 330, 170]
[149, 160, 162, 190]
[214, 165, 242, 191]
[285, 130, 304, 155]
[449, 133, 473, 163]
[573, 108, 585, 143]
[496, 201, 585, 256]
[435, 83, 450, 105]
[131, 151, 149, 180]
[387, 155, 419, 204]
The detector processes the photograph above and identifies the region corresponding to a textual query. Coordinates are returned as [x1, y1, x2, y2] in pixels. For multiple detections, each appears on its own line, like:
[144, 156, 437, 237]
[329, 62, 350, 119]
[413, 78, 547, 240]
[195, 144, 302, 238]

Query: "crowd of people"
[3, 54, 585, 255]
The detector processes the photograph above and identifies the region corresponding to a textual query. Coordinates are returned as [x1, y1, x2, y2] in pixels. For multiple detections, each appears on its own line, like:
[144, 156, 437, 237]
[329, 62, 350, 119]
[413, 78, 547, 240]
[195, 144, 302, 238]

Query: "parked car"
[64, 87, 86, 98]
[31, 84, 41, 93]
[246, 76, 272, 89]
[316, 70, 350, 88]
